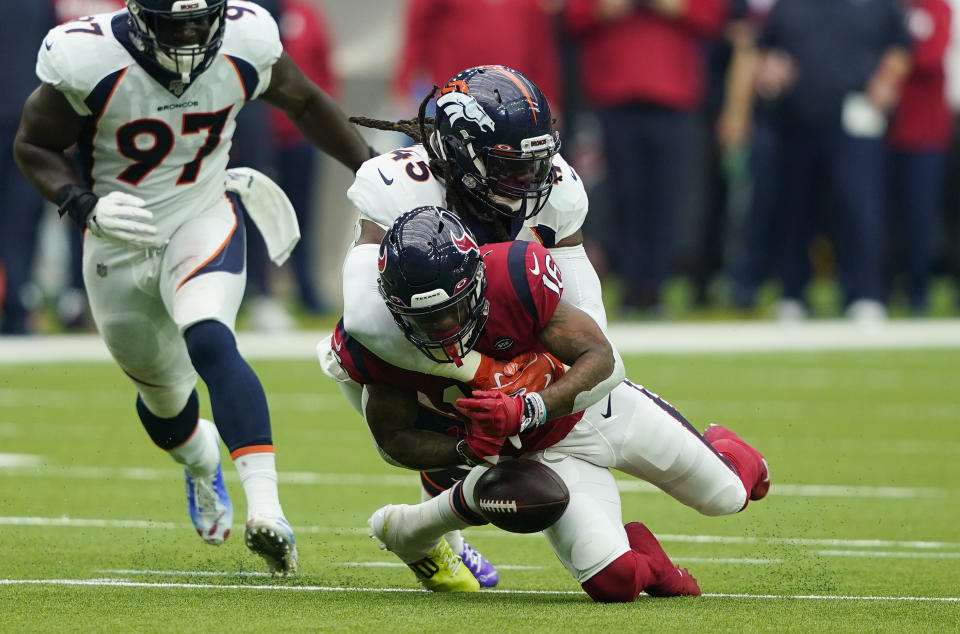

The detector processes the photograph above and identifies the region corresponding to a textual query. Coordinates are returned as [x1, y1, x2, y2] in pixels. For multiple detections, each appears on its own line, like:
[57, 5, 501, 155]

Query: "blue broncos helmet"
[126, 0, 227, 82]
[432, 65, 560, 221]
[378, 206, 490, 365]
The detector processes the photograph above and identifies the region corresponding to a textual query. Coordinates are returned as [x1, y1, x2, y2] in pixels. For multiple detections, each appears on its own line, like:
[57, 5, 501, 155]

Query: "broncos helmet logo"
[437, 91, 496, 134]
[451, 228, 479, 254]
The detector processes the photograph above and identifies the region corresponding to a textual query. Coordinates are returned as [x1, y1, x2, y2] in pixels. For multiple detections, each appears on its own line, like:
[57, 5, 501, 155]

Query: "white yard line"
[335, 562, 548, 570]
[1, 463, 952, 500]
[4, 320, 960, 364]
[814, 550, 960, 559]
[0, 578, 958, 601]
[2, 515, 957, 552]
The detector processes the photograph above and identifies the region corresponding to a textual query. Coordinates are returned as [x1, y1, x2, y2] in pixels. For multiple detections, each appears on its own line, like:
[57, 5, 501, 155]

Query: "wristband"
[520, 392, 547, 433]
[55, 184, 98, 229]
[455, 439, 478, 467]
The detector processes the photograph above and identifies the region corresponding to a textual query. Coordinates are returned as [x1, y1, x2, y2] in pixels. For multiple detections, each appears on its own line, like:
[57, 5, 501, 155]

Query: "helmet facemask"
[384, 262, 489, 365]
[437, 125, 560, 222]
[378, 207, 491, 366]
[126, 0, 226, 85]
[479, 133, 559, 219]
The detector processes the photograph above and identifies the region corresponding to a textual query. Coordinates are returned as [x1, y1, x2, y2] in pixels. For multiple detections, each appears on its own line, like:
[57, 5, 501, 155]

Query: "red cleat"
[703, 424, 770, 500]
[624, 522, 701, 597]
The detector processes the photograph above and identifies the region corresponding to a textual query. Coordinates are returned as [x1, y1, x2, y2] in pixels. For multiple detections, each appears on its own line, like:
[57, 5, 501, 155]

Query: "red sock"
[581, 550, 655, 603]
[711, 438, 760, 510]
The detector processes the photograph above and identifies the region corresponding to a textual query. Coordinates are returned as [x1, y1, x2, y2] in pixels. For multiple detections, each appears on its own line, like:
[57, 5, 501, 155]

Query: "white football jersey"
[36, 2, 282, 239]
[339, 143, 592, 376]
[347, 144, 589, 248]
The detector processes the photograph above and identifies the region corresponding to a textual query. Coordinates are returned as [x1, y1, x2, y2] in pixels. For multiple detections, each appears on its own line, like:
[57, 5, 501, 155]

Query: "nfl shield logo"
[169, 80, 185, 97]
[96, 263, 108, 278]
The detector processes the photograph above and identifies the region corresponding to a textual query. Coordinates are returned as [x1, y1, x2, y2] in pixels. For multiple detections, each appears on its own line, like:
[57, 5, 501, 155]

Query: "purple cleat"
[460, 541, 499, 587]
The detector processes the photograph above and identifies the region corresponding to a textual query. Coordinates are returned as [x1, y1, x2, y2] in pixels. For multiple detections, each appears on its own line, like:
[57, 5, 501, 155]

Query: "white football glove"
[86, 191, 161, 248]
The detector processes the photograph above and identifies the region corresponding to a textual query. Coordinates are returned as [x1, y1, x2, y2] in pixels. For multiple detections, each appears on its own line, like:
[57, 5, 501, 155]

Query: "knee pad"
[137, 389, 199, 449]
[136, 375, 197, 419]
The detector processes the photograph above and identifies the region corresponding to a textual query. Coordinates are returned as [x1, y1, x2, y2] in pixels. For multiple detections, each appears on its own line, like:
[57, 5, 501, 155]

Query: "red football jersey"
[333, 240, 583, 456]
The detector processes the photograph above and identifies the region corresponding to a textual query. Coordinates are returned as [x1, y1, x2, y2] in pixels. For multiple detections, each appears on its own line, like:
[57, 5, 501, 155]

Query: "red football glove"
[456, 389, 525, 438]
[463, 430, 507, 466]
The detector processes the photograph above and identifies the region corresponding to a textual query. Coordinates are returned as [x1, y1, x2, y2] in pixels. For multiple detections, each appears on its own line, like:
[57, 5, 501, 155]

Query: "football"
[473, 459, 570, 533]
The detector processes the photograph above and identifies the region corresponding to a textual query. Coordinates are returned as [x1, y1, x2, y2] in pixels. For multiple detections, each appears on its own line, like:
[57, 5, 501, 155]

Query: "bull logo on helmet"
[437, 91, 496, 134]
[378, 244, 387, 273]
[451, 228, 479, 254]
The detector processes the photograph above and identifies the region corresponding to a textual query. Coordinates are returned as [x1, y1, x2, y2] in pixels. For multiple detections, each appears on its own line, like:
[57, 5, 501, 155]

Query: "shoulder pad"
[522, 153, 588, 245]
[221, 0, 283, 93]
[37, 13, 129, 116]
[348, 146, 446, 229]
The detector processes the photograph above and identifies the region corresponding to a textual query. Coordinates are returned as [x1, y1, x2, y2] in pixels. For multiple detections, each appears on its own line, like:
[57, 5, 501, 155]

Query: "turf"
[1, 350, 958, 632]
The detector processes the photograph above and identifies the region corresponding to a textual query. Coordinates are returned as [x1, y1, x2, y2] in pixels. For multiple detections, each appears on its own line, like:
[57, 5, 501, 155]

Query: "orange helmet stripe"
[491, 67, 538, 125]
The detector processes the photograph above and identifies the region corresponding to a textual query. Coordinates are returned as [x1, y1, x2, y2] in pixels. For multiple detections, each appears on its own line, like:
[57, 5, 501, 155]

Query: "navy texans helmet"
[378, 206, 489, 365]
[432, 65, 560, 221]
[126, 0, 227, 82]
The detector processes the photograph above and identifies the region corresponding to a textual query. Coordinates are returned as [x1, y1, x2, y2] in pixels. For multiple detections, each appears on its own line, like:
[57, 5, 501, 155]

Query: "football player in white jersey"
[14, 0, 371, 575]
[318, 65, 605, 587]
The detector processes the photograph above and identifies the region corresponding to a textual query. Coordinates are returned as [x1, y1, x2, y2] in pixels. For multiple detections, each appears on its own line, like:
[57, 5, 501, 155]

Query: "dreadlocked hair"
[350, 86, 512, 242]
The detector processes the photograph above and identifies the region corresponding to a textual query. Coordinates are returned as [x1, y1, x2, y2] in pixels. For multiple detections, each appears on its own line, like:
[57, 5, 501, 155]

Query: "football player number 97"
[116, 107, 232, 186]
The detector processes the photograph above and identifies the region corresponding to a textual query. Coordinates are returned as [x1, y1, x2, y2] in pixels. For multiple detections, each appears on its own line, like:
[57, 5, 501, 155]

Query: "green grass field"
[2, 348, 959, 632]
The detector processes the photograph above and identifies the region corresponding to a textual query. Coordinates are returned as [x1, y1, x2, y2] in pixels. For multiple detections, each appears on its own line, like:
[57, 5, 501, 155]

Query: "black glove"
[56, 184, 98, 229]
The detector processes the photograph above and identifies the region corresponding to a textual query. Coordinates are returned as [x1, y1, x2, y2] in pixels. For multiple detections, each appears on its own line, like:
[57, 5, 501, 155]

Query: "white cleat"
[184, 426, 232, 546]
[245, 516, 298, 575]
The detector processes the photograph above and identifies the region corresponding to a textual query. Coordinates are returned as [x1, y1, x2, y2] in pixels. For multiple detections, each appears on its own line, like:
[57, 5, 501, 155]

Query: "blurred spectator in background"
[267, 0, 338, 316]
[227, 0, 288, 331]
[0, 3, 56, 334]
[755, 0, 911, 322]
[2, 0, 124, 335]
[886, 0, 952, 314]
[565, 0, 727, 315]
[943, 0, 960, 299]
[690, 0, 756, 307]
[237, 0, 345, 330]
[50, 1, 128, 331]
[723, 0, 786, 311]
[393, 0, 562, 112]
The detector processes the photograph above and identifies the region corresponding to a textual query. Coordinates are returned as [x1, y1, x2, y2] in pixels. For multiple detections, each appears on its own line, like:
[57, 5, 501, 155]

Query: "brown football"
[473, 459, 570, 533]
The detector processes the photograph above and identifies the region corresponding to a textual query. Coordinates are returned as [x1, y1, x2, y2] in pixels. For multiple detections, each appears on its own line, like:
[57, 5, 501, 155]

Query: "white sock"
[421, 483, 465, 554]
[414, 489, 470, 539]
[233, 451, 284, 520]
[167, 418, 220, 477]
[388, 493, 470, 562]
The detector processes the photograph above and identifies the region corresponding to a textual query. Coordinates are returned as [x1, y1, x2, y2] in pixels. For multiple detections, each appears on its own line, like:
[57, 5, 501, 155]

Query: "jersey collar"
[111, 12, 199, 98]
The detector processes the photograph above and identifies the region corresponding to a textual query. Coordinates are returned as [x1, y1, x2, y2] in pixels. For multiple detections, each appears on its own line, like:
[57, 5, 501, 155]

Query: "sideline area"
[3, 319, 960, 363]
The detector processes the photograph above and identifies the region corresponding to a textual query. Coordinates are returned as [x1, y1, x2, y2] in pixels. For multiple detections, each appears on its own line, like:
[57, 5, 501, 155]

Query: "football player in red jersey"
[324, 206, 770, 600]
